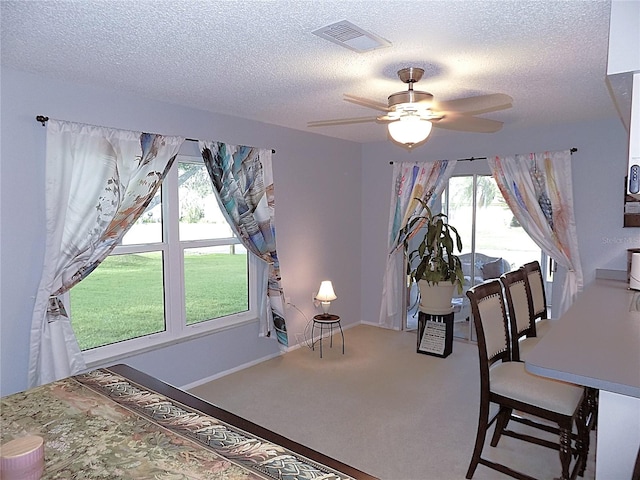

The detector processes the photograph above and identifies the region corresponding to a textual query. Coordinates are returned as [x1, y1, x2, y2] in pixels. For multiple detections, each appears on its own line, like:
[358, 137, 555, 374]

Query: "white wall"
[0, 67, 363, 396]
[361, 117, 634, 324]
[2, 66, 635, 397]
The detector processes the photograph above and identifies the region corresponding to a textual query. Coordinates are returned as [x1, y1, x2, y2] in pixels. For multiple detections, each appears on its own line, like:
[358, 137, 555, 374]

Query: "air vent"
[312, 20, 391, 53]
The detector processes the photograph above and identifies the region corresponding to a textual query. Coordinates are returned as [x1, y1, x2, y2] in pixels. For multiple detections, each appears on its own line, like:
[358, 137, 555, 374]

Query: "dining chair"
[522, 260, 598, 430]
[497, 268, 593, 444]
[499, 269, 538, 362]
[465, 279, 589, 480]
[521, 260, 554, 337]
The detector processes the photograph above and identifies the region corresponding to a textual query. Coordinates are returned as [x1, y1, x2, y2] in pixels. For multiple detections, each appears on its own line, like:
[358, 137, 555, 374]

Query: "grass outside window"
[70, 251, 248, 350]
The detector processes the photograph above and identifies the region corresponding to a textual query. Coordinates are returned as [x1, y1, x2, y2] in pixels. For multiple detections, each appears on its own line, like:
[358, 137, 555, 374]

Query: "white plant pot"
[418, 280, 456, 314]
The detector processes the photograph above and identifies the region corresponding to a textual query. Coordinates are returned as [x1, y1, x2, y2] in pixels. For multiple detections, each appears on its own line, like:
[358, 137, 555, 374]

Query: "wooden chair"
[465, 279, 589, 480]
[500, 269, 538, 362]
[498, 268, 596, 444]
[521, 261, 554, 337]
[521, 261, 598, 430]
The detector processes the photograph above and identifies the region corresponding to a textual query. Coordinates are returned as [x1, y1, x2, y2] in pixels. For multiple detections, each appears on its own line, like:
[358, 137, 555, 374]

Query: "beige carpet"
[190, 324, 596, 480]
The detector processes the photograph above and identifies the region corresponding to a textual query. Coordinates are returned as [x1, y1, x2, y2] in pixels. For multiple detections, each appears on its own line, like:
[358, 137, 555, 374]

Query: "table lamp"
[316, 281, 337, 317]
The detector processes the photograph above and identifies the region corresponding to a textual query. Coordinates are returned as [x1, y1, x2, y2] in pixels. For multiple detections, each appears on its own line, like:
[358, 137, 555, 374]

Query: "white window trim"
[75, 155, 259, 367]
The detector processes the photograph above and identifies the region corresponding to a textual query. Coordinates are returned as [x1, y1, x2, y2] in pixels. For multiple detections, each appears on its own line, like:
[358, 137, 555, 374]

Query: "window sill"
[84, 315, 259, 369]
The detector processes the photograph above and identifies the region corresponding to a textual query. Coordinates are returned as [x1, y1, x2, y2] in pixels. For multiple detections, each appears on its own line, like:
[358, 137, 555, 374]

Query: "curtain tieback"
[47, 296, 68, 320]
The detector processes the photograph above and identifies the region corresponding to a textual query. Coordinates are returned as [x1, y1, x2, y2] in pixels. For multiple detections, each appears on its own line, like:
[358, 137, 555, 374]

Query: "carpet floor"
[190, 324, 596, 480]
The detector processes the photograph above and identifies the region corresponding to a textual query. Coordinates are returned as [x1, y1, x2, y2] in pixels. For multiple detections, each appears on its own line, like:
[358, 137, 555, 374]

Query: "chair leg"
[586, 387, 598, 431]
[490, 406, 512, 447]
[466, 398, 490, 479]
[559, 426, 572, 480]
[576, 398, 589, 476]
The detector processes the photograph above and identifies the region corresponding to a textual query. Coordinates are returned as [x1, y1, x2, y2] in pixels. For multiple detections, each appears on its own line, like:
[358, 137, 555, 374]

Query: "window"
[70, 156, 257, 364]
[445, 174, 545, 339]
[445, 175, 543, 269]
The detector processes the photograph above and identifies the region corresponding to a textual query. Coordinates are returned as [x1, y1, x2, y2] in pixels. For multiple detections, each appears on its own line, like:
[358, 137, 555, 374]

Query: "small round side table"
[312, 314, 344, 358]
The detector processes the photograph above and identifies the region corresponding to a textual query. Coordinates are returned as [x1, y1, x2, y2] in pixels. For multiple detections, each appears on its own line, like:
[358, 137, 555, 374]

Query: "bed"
[0, 364, 378, 480]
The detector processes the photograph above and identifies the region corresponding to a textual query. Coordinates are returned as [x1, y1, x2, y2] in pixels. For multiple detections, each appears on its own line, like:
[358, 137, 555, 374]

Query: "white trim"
[83, 316, 259, 368]
[179, 321, 364, 390]
[361, 319, 384, 327]
[180, 350, 283, 390]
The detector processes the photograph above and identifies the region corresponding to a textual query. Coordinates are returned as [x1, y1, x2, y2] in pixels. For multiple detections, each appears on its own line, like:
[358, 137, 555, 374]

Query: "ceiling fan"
[308, 67, 513, 148]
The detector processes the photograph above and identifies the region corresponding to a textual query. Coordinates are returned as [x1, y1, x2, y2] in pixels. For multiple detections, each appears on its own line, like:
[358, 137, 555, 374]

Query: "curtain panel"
[199, 141, 287, 347]
[379, 160, 457, 330]
[488, 149, 583, 314]
[29, 120, 184, 387]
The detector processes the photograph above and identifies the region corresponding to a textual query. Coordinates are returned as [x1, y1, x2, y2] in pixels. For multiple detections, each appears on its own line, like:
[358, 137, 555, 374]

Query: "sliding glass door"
[405, 174, 548, 339]
[447, 175, 544, 340]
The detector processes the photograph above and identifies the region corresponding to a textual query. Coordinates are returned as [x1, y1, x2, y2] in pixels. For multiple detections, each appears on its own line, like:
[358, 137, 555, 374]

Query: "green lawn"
[70, 252, 248, 350]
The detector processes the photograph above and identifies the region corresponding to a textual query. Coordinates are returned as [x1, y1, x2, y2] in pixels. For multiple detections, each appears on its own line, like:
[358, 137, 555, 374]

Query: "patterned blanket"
[1, 368, 357, 480]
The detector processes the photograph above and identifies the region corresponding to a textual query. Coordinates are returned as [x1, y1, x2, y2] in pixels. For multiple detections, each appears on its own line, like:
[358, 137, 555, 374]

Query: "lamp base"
[321, 301, 331, 316]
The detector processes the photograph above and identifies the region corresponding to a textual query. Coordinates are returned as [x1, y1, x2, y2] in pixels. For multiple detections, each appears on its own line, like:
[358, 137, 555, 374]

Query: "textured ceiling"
[1, 0, 616, 144]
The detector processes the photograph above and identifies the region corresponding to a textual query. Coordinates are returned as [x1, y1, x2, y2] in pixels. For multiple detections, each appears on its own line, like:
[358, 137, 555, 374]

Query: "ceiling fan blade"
[343, 94, 390, 112]
[433, 93, 513, 115]
[432, 114, 504, 133]
[307, 116, 378, 127]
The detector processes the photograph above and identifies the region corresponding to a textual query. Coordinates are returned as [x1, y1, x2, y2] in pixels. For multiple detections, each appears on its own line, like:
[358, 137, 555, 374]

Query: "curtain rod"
[389, 147, 577, 165]
[35, 116, 276, 154]
[390, 156, 486, 165]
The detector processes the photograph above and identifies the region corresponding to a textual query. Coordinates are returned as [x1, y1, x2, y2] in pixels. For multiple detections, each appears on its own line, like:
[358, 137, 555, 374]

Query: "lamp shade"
[387, 116, 433, 147]
[316, 281, 337, 301]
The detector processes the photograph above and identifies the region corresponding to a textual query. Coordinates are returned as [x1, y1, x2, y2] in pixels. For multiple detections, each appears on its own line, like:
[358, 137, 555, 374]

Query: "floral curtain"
[28, 120, 184, 387]
[488, 149, 582, 314]
[379, 160, 457, 330]
[199, 141, 287, 347]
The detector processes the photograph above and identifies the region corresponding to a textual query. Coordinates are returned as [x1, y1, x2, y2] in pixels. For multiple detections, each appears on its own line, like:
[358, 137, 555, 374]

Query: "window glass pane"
[121, 188, 162, 245]
[184, 246, 248, 325]
[448, 175, 541, 267]
[473, 176, 540, 268]
[447, 176, 474, 256]
[70, 253, 165, 350]
[179, 162, 234, 241]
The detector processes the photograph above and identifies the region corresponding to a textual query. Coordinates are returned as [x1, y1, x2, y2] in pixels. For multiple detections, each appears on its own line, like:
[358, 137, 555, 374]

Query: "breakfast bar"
[525, 279, 640, 479]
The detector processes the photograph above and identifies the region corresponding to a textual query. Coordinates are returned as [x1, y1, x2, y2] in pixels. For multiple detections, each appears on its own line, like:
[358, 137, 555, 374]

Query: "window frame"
[77, 155, 259, 367]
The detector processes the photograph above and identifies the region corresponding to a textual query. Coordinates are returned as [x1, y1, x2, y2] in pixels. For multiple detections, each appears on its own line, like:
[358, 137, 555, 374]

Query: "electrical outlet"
[284, 296, 291, 305]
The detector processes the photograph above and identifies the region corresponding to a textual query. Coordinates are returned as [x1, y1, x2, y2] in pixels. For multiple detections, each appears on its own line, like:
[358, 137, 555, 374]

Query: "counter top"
[525, 279, 640, 398]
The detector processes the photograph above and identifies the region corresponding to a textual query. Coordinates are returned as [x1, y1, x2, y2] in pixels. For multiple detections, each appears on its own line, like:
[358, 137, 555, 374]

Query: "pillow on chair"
[481, 258, 505, 280]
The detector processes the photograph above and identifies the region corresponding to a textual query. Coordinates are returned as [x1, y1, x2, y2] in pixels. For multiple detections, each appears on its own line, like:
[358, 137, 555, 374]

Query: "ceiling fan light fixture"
[387, 116, 433, 147]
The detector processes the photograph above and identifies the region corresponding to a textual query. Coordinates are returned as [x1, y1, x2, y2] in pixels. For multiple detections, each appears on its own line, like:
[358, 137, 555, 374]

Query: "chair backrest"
[500, 269, 535, 360]
[466, 280, 511, 384]
[522, 261, 549, 321]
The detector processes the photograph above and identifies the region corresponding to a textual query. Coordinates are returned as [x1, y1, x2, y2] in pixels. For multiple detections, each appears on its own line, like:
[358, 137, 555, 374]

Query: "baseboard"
[360, 320, 379, 327]
[180, 351, 283, 390]
[595, 269, 626, 281]
[181, 321, 367, 390]
[361, 319, 403, 330]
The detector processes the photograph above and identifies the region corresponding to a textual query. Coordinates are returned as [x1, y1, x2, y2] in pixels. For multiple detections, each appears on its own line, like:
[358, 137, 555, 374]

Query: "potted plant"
[399, 199, 464, 314]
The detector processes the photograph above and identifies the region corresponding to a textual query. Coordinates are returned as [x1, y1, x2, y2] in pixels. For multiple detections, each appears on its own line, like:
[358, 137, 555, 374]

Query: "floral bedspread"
[1, 368, 354, 480]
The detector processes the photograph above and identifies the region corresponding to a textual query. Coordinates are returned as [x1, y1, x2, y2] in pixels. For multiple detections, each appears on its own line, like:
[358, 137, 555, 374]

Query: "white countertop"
[525, 279, 640, 398]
